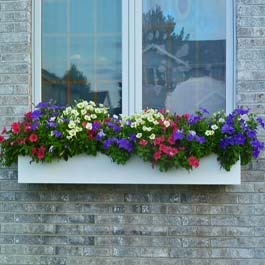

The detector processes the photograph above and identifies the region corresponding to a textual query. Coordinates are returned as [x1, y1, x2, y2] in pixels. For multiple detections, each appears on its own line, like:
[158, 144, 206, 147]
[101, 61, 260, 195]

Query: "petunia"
[11, 122, 21, 134]
[188, 156, 199, 168]
[29, 133, 38, 143]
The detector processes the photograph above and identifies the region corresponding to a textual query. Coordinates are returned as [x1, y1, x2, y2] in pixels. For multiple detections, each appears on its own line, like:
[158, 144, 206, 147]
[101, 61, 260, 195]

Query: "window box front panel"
[18, 154, 240, 185]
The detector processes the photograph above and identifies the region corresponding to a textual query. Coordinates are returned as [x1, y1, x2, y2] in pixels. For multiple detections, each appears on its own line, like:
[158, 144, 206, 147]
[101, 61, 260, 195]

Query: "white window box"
[18, 154, 240, 185]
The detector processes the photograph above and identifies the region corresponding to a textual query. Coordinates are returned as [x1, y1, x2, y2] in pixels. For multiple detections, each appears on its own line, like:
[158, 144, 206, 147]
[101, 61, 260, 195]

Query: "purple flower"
[199, 107, 210, 115]
[96, 130, 105, 141]
[53, 130, 62, 138]
[257, 117, 265, 129]
[251, 139, 264, 158]
[173, 130, 185, 141]
[234, 132, 246, 145]
[247, 130, 256, 138]
[129, 134, 136, 142]
[103, 137, 117, 150]
[36, 102, 49, 109]
[127, 120, 132, 126]
[106, 122, 120, 133]
[187, 132, 195, 141]
[31, 121, 40, 130]
[92, 121, 101, 132]
[31, 110, 42, 120]
[221, 124, 235, 135]
[220, 137, 235, 149]
[117, 138, 133, 152]
[49, 122, 58, 128]
[188, 115, 201, 125]
[195, 135, 206, 144]
[234, 108, 249, 115]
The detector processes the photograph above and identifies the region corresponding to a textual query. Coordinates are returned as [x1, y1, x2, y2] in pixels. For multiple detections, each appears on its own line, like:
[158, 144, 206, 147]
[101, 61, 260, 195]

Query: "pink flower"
[1, 127, 7, 134]
[37, 146, 45, 160]
[183, 114, 190, 119]
[11, 122, 21, 134]
[24, 112, 32, 121]
[153, 151, 161, 161]
[188, 156, 199, 168]
[154, 136, 165, 146]
[29, 133, 38, 143]
[31, 147, 37, 155]
[0, 135, 4, 143]
[167, 135, 175, 145]
[139, 139, 148, 146]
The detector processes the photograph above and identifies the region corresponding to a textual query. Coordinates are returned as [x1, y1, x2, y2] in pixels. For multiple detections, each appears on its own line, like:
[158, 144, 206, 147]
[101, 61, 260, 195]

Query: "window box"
[18, 154, 240, 185]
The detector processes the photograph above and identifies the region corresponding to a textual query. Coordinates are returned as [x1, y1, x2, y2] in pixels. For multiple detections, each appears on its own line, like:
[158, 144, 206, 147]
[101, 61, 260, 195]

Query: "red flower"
[82, 122, 87, 128]
[1, 127, 7, 134]
[167, 135, 175, 145]
[29, 133, 38, 143]
[188, 156, 199, 168]
[159, 144, 178, 157]
[154, 136, 165, 146]
[20, 137, 27, 144]
[159, 108, 166, 114]
[24, 112, 32, 121]
[183, 114, 190, 119]
[139, 139, 148, 146]
[0, 135, 5, 143]
[104, 117, 110, 123]
[11, 122, 21, 134]
[37, 146, 45, 160]
[31, 147, 37, 155]
[88, 131, 94, 140]
[153, 151, 161, 161]
[24, 126, 31, 133]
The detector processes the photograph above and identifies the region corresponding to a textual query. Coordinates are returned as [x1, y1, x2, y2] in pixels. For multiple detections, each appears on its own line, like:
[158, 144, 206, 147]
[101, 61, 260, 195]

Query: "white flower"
[164, 120, 170, 128]
[136, 133, 142, 138]
[143, 126, 152, 132]
[68, 130, 76, 137]
[113, 114, 119, 120]
[81, 109, 87, 115]
[87, 105, 94, 111]
[147, 116, 154, 123]
[68, 121, 76, 129]
[95, 108, 102, 114]
[91, 114, 97, 119]
[77, 102, 85, 109]
[211, 124, 218, 130]
[205, 130, 214, 136]
[85, 123, 92, 130]
[89, 101, 96, 107]
[189, 130, 196, 136]
[149, 133, 155, 140]
[219, 118, 225, 123]
[99, 103, 104, 108]
[153, 120, 159, 125]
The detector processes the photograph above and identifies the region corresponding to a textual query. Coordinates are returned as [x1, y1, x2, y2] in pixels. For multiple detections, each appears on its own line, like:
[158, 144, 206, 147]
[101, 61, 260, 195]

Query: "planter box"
[18, 154, 241, 185]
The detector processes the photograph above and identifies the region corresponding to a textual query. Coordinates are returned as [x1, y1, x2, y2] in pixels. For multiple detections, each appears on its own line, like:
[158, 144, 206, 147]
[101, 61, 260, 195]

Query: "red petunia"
[153, 151, 161, 161]
[29, 133, 38, 143]
[88, 130, 94, 140]
[139, 139, 148, 146]
[31, 147, 37, 155]
[24, 112, 32, 121]
[183, 114, 190, 119]
[11, 122, 21, 134]
[188, 156, 199, 168]
[0, 135, 5, 143]
[167, 135, 175, 145]
[154, 136, 165, 146]
[37, 146, 45, 160]
[1, 127, 7, 135]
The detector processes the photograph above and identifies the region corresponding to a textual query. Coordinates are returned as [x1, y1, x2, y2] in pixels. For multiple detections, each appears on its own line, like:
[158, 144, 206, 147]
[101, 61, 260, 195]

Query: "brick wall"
[0, 0, 265, 264]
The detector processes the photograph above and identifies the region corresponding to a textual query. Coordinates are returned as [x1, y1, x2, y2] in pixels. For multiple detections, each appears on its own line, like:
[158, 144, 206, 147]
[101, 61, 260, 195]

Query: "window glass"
[41, 0, 122, 114]
[142, 0, 226, 114]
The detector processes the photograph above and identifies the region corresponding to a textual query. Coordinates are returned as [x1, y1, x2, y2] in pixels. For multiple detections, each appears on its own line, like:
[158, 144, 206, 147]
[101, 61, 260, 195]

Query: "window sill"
[18, 154, 241, 185]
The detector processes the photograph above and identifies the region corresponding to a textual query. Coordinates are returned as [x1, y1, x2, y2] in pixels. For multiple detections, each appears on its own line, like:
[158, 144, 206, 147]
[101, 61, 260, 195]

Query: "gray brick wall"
[0, 0, 265, 264]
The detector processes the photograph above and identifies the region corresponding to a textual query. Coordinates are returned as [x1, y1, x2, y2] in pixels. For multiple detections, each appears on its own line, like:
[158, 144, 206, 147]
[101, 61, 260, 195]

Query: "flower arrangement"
[0, 100, 264, 172]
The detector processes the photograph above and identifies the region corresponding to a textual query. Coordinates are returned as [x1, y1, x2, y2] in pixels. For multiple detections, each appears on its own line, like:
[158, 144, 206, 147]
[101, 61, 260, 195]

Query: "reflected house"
[143, 39, 226, 111]
[87, 91, 111, 110]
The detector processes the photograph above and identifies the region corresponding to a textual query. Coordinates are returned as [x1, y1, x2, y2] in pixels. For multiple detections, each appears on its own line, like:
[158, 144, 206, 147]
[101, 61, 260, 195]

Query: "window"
[33, 0, 235, 115]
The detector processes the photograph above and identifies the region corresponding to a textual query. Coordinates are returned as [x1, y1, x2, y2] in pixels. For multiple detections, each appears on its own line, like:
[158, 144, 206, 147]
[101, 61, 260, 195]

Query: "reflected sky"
[143, 0, 226, 40]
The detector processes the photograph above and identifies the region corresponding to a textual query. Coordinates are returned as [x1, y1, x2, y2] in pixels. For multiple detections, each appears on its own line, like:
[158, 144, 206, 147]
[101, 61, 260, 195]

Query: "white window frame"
[32, 0, 235, 115]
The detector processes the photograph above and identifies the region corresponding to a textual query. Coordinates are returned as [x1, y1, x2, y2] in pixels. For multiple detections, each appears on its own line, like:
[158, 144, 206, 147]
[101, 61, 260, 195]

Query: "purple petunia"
[96, 130, 105, 141]
[220, 137, 235, 149]
[257, 117, 265, 129]
[103, 137, 117, 150]
[117, 138, 133, 152]
[106, 122, 120, 133]
[31, 121, 40, 130]
[188, 115, 201, 125]
[234, 132, 246, 145]
[173, 130, 185, 141]
[199, 107, 210, 115]
[187, 132, 196, 141]
[53, 130, 63, 138]
[195, 135, 206, 144]
[234, 108, 249, 115]
[221, 124, 235, 135]
[31, 110, 42, 120]
[92, 121, 101, 132]
[36, 102, 49, 109]
[129, 133, 137, 142]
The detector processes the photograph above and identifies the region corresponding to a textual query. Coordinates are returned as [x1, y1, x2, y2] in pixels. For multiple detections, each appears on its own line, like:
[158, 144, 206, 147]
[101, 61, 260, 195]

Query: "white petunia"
[149, 133, 156, 140]
[85, 123, 93, 130]
[211, 124, 218, 130]
[136, 133, 142, 138]
[205, 130, 215, 136]
[68, 121, 76, 129]
[164, 120, 170, 127]
[91, 114, 97, 119]
[77, 102, 85, 109]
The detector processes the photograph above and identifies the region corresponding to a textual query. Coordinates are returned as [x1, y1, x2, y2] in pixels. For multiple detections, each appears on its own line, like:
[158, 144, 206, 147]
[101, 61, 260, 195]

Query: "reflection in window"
[142, 0, 226, 114]
[41, 0, 122, 114]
